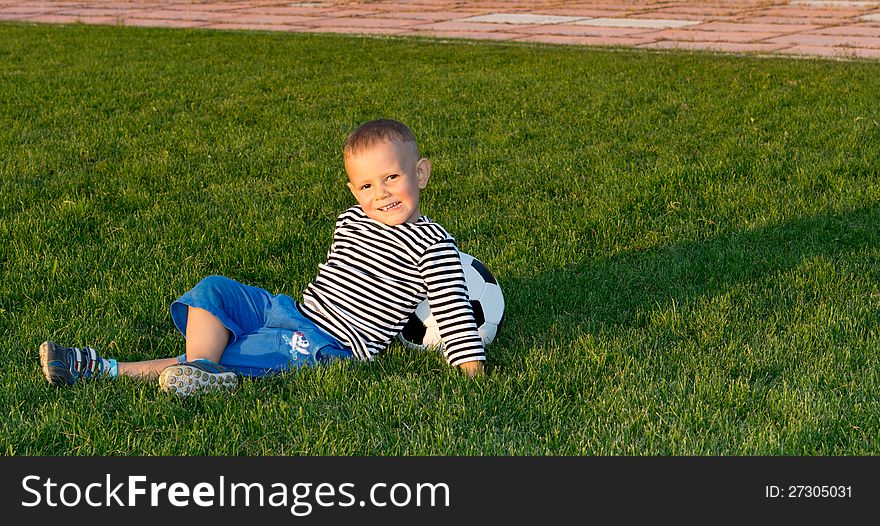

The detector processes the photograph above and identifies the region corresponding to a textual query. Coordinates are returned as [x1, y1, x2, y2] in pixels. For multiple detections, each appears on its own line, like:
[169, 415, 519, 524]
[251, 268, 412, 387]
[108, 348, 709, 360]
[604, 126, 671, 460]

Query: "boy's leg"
[39, 341, 117, 386]
[183, 306, 231, 363]
[117, 358, 179, 380]
[42, 278, 252, 390]
[158, 305, 237, 396]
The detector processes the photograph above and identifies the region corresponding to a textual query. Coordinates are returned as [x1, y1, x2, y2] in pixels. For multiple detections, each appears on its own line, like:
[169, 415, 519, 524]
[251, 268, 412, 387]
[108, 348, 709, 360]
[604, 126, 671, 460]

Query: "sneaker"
[39, 340, 107, 386]
[159, 359, 237, 396]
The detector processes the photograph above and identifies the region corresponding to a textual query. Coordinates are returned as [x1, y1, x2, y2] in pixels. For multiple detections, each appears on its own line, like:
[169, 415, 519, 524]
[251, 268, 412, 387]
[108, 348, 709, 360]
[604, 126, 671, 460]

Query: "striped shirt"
[298, 205, 485, 367]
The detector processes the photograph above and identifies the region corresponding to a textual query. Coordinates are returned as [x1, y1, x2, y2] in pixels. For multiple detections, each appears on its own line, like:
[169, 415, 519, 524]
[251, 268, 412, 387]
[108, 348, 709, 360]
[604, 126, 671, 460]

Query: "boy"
[40, 119, 486, 396]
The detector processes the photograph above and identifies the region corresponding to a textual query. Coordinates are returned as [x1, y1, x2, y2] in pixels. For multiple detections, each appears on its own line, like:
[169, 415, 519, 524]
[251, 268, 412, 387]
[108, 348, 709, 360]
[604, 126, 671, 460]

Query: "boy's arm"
[418, 240, 486, 375]
[458, 360, 484, 377]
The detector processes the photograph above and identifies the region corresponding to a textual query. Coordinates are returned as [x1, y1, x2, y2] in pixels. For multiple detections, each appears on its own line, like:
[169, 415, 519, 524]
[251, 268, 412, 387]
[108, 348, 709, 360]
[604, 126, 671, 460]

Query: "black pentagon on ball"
[469, 258, 497, 285]
[401, 314, 427, 344]
[470, 300, 485, 327]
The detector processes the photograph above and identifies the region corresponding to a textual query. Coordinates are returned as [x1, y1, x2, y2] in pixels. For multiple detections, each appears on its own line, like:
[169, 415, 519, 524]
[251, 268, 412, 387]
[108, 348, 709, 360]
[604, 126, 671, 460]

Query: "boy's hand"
[458, 361, 484, 378]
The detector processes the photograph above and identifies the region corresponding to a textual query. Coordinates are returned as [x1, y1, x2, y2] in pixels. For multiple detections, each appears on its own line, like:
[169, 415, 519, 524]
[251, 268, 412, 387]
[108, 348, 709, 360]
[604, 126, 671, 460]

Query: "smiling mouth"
[378, 202, 401, 212]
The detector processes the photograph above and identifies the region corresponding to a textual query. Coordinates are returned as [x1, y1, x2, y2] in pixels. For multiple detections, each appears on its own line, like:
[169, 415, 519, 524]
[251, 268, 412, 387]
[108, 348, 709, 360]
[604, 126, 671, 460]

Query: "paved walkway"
[3, 1, 880, 59]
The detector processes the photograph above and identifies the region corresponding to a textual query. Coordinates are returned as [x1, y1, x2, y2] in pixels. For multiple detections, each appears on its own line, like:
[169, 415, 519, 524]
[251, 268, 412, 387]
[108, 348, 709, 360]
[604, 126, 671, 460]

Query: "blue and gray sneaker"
[158, 359, 237, 396]
[39, 340, 112, 386]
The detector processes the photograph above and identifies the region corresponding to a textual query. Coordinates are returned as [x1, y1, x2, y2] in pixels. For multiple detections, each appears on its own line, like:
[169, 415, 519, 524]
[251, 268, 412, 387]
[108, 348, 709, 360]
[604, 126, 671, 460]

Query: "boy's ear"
[346, 181, 358, 200]
[416, 158, 431, 189]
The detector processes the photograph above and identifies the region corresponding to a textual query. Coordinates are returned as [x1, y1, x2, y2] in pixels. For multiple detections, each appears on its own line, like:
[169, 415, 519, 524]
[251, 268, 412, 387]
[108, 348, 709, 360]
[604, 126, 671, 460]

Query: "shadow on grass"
[498, 205, 880, 353]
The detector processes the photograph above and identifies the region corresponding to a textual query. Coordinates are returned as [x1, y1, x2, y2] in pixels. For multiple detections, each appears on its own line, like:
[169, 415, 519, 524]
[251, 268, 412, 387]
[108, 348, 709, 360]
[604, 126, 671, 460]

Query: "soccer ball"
[398, 251, 504, 351]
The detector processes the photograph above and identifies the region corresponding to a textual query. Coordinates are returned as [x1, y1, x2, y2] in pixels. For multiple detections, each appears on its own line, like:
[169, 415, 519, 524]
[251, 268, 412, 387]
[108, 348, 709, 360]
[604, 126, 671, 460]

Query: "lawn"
[1, 22, 878, 455]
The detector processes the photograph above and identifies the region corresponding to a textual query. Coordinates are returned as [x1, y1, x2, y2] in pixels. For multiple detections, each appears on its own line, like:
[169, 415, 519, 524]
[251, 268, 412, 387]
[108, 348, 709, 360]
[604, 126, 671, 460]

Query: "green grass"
[1, 22, 879, 455]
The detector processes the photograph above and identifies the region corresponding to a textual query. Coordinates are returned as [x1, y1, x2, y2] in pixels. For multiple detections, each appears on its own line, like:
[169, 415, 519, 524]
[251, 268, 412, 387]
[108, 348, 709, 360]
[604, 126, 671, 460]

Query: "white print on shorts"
[283, 332, 311, 356]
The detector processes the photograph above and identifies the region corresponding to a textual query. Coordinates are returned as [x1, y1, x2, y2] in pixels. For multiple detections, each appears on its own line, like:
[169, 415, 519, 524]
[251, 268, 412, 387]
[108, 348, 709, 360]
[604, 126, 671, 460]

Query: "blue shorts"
[170, 275, 352, 377]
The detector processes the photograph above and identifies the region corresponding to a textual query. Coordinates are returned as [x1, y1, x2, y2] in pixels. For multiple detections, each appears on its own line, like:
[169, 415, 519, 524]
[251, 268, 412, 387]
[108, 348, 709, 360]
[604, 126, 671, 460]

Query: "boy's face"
[345, 140, 431, 226]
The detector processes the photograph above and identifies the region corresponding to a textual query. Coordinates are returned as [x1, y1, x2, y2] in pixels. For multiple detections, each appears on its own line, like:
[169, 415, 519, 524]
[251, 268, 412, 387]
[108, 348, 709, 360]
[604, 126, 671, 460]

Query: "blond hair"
[344, 119, 419, 159]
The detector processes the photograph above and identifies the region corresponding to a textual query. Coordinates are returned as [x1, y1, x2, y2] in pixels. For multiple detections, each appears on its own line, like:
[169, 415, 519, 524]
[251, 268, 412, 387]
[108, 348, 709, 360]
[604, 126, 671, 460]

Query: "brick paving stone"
[627, 12, 720, 21]
[69, 14, 119, 24]
[234, 6, 342, 16]
[691, 21, 821, 33]
[645, 29, 780, 43]
[160, 3, 250, 11]
[222, 13, 319, 25]
[56, 7, 139, 16]
[737, 15, 848, 25]
[323, 8, 380, 18]
[346, 2, 422, 11]
[412, 20, 522, 32]
[791, 1, 880, 6]
[575, 17, 703, 29]
[514, 23, 657, 37]
[118, 9, 238, 22]
[764, 5, 876, 15]
[18, 13, 103, 23]
[780, 44, 880, 57]
[767, 31, 880, 46]
[534, 8, 633, 18]
[122, 17, 209, 28]
[0, 5, 63, 13]
[464, 1, 542, 9]
[306, 16, 424, 28]
[581, 2, 659, 11]
[458, 13, 588, 25]
[94, 3, 157, 9]
[808, 22, 880, 35]
[15, 13, 74, 22]
[652, 6, 747, 16]
[308, 25, 414, 35]
[1, 0, 878, 60]
[192, 2, 274, 8]
[516, 33, 659, 47]
[204, 22, 311, 32]
[1, 2, 78, 7]
[369, 11, 474, 21]
[417, 29, 523, 41]
[640, 40, 791, 53]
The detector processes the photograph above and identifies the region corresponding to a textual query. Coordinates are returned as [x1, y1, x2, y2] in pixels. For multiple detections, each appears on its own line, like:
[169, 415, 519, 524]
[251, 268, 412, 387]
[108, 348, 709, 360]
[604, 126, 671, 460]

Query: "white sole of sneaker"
[39, 341, 54, 384]
[159, 364, 238, 396]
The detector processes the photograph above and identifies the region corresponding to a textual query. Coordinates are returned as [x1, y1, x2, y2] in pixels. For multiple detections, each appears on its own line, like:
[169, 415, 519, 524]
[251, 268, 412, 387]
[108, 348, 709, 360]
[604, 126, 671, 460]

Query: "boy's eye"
[360, 184, 371, 190]
[387, 174, 398, 181]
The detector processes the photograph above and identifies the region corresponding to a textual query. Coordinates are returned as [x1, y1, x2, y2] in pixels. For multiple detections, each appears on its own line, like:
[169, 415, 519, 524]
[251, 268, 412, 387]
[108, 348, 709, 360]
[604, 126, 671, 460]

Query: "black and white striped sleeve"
[418, 239, 486, 366]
